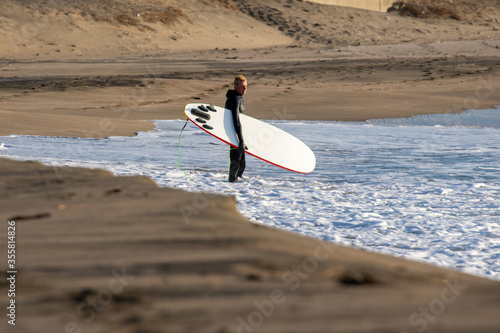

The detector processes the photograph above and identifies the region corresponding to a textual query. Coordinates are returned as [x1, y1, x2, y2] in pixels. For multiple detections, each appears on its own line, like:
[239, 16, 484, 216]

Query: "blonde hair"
[234, 75, 247, 86]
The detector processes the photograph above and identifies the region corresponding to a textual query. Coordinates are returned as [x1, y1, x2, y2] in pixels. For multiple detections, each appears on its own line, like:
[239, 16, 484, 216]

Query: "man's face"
[235, 81, 247, 96]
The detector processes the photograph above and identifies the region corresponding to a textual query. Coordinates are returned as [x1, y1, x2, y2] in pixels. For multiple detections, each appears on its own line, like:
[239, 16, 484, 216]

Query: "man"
[225, 75, 248, 182]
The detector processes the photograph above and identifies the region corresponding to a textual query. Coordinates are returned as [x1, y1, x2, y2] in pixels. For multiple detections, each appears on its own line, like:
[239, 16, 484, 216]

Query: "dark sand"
[1, 158, 500, 332]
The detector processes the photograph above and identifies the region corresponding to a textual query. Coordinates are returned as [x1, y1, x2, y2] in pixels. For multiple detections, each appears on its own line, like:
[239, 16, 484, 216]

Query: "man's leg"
[237, 153, 246, 178]
[228, 148, 242, 182]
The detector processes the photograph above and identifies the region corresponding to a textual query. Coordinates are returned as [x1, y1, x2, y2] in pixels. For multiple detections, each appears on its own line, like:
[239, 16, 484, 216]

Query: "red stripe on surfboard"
[186, 117, 312, 174]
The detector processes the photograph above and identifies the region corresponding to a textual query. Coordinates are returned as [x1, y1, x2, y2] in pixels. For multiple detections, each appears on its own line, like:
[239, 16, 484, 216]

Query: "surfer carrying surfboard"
[226, 75, 248, 182]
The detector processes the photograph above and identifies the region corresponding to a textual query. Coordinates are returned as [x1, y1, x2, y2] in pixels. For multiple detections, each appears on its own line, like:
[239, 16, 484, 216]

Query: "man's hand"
[238, 141, 248, 154]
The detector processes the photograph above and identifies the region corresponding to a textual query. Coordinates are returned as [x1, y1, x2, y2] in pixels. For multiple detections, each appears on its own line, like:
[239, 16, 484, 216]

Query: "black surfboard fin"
[207, 104, 217, 112]
[191, 109, 211, 120]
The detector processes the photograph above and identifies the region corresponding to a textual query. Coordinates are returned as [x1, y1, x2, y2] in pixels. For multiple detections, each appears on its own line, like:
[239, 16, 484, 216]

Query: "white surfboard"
[184, 103, 316, 174]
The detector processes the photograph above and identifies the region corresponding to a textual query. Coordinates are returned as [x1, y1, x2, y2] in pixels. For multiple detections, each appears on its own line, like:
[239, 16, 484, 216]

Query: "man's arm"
[227, 98, 245, 153]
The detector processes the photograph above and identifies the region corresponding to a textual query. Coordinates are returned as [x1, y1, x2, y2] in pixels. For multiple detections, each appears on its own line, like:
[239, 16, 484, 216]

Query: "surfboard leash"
[177, 118, 194, 181]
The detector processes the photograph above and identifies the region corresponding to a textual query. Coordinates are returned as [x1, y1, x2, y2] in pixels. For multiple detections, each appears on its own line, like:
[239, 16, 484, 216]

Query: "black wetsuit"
[225, 89, 246, 182]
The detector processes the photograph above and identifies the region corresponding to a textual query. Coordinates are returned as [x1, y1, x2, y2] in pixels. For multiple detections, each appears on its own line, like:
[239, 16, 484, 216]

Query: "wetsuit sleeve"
[226, 97, 244, 144]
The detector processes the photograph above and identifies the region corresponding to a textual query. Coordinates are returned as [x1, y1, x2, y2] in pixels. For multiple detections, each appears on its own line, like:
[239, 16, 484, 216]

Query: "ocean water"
[1, 108, 499, 280]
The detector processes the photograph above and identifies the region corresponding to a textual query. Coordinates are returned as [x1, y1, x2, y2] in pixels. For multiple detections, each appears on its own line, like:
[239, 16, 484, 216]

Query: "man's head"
[234, 75, 247, 96]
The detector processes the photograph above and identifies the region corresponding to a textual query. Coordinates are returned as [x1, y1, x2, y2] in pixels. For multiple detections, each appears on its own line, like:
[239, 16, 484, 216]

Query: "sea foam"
[1, 109, 499, 280]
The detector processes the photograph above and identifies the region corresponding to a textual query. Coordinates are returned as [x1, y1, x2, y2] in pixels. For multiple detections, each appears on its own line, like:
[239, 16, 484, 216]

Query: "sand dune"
[0, 0, 292, 59]
[2, 0, 499, 59]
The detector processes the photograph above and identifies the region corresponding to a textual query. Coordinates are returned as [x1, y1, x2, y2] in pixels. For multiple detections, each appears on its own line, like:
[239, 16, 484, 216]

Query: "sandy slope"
[1, 158, 500, 332]
[2, 0, 499, 59]
[0, 0, 292, 59]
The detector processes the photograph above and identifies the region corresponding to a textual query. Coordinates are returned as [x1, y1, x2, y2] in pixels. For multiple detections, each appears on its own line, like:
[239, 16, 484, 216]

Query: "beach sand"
[1, 158, 500, 332]
[1, 0, 500, 332]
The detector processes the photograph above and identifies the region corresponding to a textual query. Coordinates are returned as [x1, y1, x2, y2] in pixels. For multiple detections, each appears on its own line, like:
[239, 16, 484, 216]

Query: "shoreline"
[1, 41, 499, 138]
